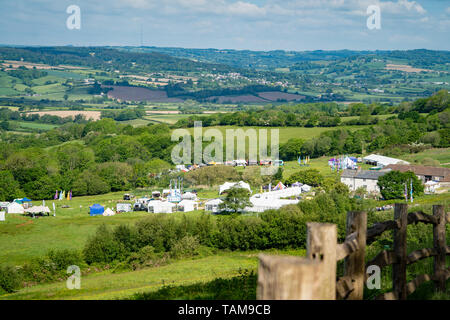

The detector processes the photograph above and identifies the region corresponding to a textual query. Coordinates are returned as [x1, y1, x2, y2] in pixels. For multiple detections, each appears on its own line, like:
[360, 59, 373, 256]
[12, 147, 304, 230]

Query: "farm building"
[384, 164, 450, 184]
[7, 202, 24, 214]
[148, 200, 176, 214]
[89, 204, 104, 216]
[116, 203, 132, 213]
[340, 169, 391, 193]
[363, 154, 409, 168]
[219, 181, 252, 195]
[205, 199, 223, 213]
[177, 200, 199, 212]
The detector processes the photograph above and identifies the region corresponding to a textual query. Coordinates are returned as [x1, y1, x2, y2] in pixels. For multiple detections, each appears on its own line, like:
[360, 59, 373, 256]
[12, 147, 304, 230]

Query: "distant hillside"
[0, 46, 236, 74]
[118, 47, 450, 70]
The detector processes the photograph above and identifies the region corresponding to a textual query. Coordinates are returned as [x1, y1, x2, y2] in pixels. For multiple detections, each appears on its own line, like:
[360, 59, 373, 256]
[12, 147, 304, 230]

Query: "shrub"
[46, 249, 85, 271]
[0, 265, 22, 293]
[83, 224, 127, 265]
[169, 236, 200, 259]
[285, 169, 324, 187]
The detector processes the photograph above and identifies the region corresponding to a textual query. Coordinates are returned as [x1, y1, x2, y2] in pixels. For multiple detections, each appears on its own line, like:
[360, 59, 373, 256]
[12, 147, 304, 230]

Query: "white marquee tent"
[219, 181, 252, 195]
[363, 154, 410, 168]
[205, 199, 223, 213]
[182, 192, 198, 200]
[24, 206, 51, 214]
[245, 198, 299, 213]
[148, 200, 176, 214]
[254, 187, 302, 200]
[177, 200, 199, 212]
[7, 202, 24, 214]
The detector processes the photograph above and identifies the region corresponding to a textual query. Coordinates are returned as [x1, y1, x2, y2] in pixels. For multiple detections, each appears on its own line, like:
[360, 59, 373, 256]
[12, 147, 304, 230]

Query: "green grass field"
[185, 125, 368, 144]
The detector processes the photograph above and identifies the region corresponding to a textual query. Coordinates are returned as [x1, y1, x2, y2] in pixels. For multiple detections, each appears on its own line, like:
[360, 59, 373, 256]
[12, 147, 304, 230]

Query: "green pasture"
[185, 125, 369, 144]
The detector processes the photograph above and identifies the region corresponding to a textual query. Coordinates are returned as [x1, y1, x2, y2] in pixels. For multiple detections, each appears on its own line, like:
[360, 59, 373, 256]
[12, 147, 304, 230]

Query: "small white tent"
[301, 184, 312, 192]
[182, 192, 197, 200]
[103, 208, 116, 216]
[7, 202, 24, 214]
[177, 200, 199, 212]
[205, 199, 223, 213]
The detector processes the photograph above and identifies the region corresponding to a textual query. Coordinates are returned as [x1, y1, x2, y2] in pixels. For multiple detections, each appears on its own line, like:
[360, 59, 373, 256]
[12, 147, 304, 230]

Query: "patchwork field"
[105, 85, 183, 103]
[26, 110, 102, 121]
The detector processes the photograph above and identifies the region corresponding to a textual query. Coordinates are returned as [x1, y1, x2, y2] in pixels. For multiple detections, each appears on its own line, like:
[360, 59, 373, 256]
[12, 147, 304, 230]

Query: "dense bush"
[0, 265, 22, 293]
[284, 169, 324, 187]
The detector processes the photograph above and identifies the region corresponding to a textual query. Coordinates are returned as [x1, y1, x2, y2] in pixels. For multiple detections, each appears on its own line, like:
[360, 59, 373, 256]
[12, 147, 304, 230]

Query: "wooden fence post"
[257, 255, 320, 300]
[433, 205, 446, 292]
[307, 222, 337, 300]
[344, 211, 367, 300]
[393, 203, 408, 300]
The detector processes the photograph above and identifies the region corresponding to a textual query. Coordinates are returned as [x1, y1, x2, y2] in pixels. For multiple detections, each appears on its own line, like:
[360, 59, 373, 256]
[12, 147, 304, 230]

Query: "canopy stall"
[89, 204, 104, 216]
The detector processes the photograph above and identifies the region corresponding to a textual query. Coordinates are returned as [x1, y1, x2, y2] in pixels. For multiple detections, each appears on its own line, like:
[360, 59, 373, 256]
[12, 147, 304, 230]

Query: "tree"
[0, 171, 23, 201]
[280, 138, 304, 161]
[377, 171, 424, 200]
[285, 169, 324, 187]
[219, 187, 252, 214]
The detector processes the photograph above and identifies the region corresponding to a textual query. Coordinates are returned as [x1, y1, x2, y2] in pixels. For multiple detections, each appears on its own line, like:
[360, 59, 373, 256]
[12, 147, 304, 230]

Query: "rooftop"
[385, 164, 450, 182]
[341, 169, 391, 180]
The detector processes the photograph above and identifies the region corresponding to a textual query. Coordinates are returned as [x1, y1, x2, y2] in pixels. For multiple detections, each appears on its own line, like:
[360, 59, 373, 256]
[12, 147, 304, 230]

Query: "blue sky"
[0, 0, 449, 51]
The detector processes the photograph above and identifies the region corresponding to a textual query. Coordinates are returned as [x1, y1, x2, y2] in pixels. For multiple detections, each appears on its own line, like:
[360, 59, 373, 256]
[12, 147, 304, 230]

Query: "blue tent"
[89, 204, 104, 216]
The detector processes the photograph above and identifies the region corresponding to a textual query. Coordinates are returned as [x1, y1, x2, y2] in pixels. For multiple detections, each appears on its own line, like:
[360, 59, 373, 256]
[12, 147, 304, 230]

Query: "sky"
[0, 0, 449, 51]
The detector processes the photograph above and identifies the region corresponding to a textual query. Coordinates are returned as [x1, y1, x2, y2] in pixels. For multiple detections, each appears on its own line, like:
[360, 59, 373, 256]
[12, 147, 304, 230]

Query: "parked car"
[272, 160, 284, 166]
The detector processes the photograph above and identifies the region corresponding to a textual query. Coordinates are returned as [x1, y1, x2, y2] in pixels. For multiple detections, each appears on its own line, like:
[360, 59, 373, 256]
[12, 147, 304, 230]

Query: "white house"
[148, 200, 176, 214]
[341, 169, 391, 193]
[177, 200, 199, 212]
[7, 202, 24, 214]
[205, 199, 223, 213]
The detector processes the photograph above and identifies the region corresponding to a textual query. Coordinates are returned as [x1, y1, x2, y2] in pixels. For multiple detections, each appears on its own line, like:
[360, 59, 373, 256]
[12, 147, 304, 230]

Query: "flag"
[410, 179, 413, 203]
[404, 183, 408, 202]
[54, 190, 58, 200]
[69, 190, 72, 200]
[67, 191, 70, 201]
[59, 190, 63, 200]
[52, 202, 55, 212]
